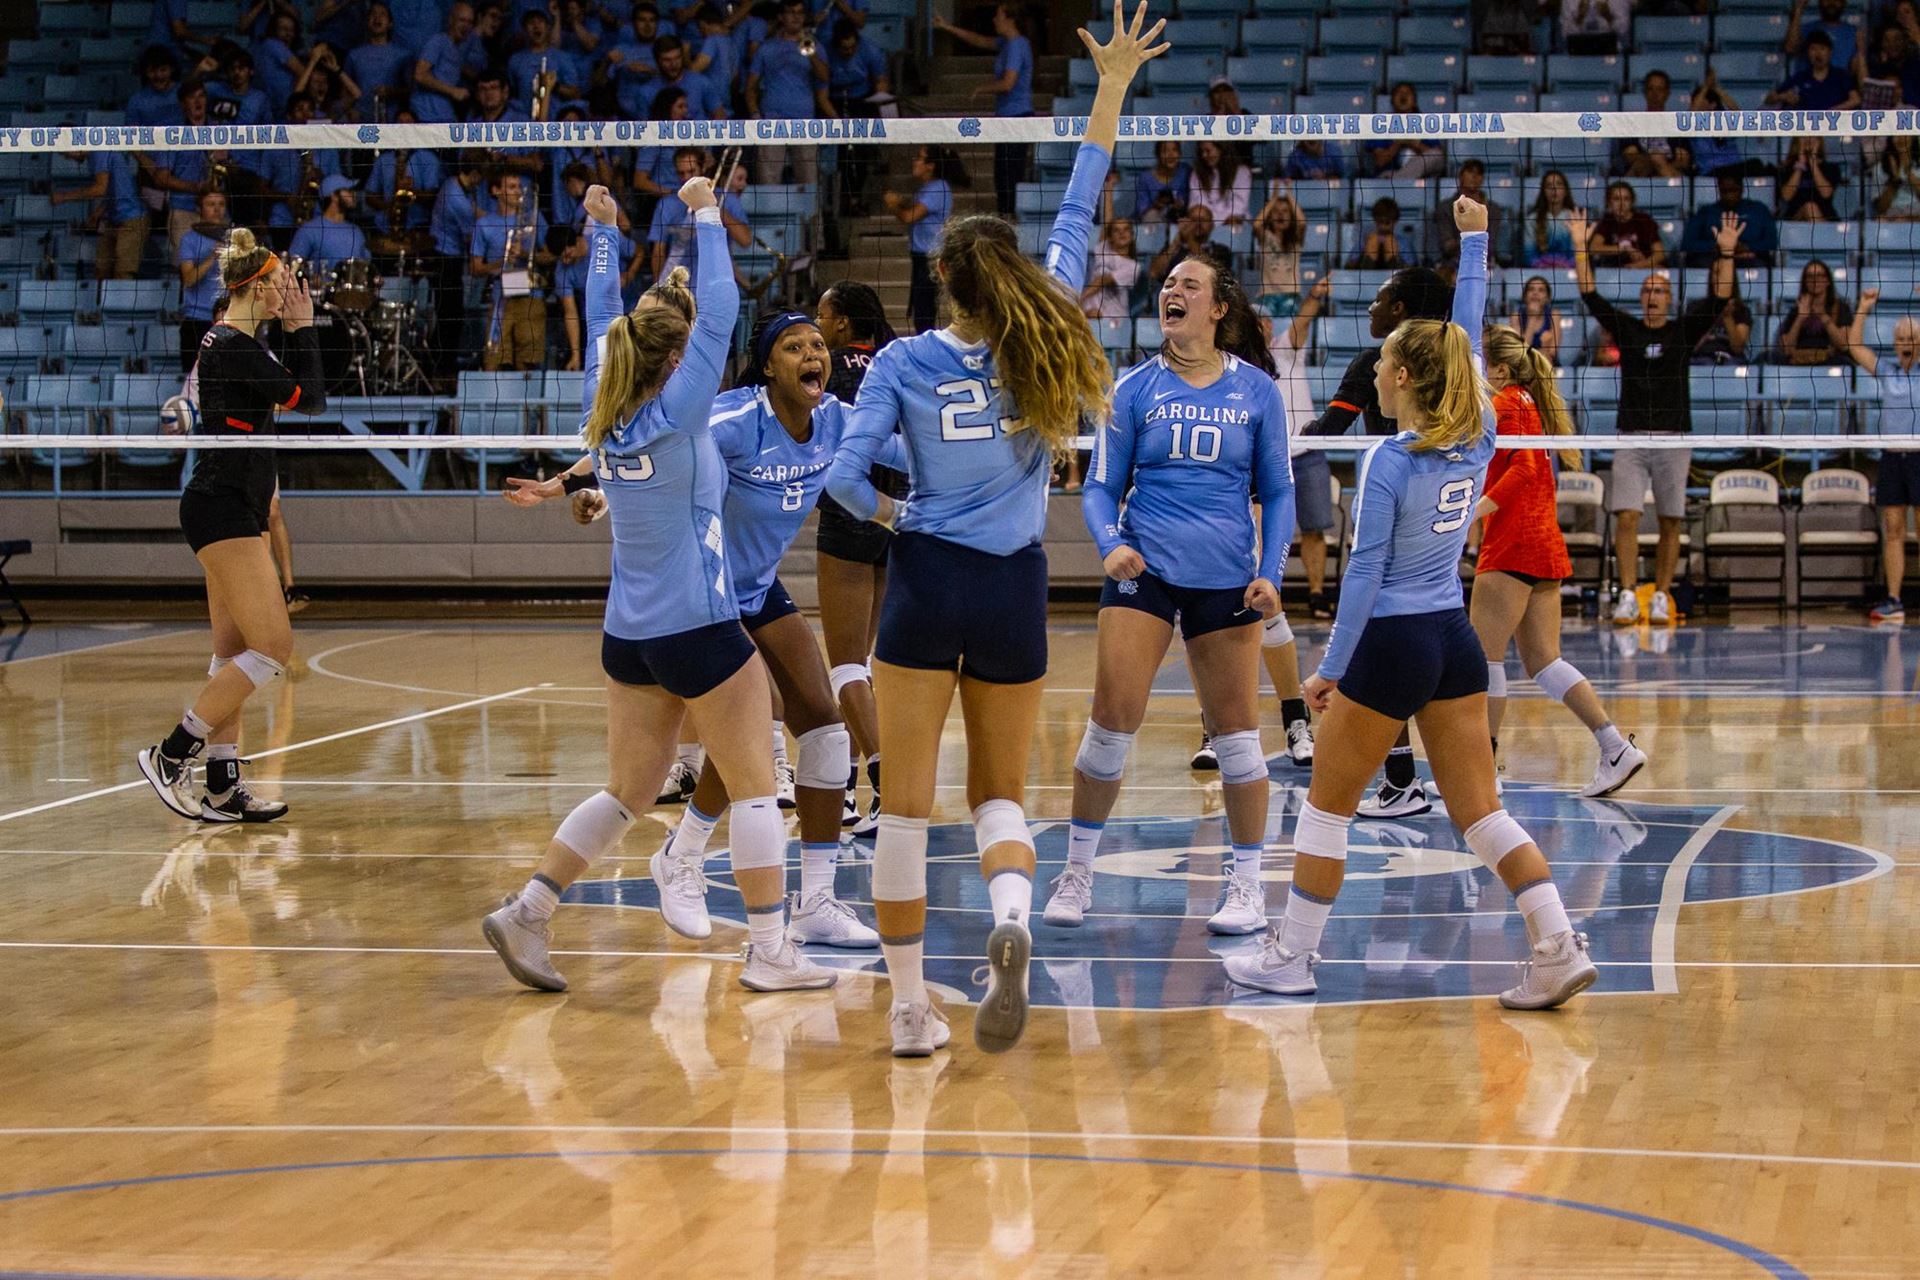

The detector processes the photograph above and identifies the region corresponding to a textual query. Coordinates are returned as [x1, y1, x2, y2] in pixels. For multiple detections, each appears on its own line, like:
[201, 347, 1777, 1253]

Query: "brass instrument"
[389, 149, 415, 227]
[530, 54, 553, 122]
[208, 152, 230, 194]
[291, 150, 321, 223]
[798, 27, 817, 58]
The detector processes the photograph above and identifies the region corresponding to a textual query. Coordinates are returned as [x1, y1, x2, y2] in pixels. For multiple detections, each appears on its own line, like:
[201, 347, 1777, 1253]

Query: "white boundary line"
[1652, 804, 1741, 995]
[0, 626, 192, 666]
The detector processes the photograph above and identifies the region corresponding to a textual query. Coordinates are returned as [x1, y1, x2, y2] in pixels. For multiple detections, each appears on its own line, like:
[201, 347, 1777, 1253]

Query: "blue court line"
[0, 1146, 1806, 1279]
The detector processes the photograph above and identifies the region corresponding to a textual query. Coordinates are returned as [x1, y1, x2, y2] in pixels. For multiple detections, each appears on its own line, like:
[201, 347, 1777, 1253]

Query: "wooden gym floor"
[0, 614, 1914, 1279]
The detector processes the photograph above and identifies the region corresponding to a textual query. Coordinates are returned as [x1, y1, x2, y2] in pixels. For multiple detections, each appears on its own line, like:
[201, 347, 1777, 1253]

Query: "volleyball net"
[2, 108, 1919, 498]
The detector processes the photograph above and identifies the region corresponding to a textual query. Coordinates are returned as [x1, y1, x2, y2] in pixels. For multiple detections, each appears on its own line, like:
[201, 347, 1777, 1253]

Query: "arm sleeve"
[825, 350, 900, 520]
[1581, 288, 1624, 335]
[652, 209, 740, 438]
[1081, 391, 1137, 560]
[1253, 377, 1295, 583]
[1453, 230, 1488, 362]
[872, 431, 910, 474]
[1042, 143, 1110, 294]
[1316, 444, 1401, 682]
[1307, 350, 1379, 436]
[274, 327, 328, 416]
[580, 216, 623, 418]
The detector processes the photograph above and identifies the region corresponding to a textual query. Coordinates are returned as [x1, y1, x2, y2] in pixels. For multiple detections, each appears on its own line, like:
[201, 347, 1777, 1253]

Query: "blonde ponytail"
[1385, 319, 1488, 454]
[582, 267, 696, 452]
[1484, 324, 1582, 470]
[217, 225, 274, 293]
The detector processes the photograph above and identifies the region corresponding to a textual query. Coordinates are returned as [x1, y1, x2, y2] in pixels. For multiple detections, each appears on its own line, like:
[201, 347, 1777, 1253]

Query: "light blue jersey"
[1084, 353, 1294, 590]
[826, 142, 1108, 556]
[1319, 230, 1493, 682]
[710, 386, 907, 613]
[583, 207, 741, 642]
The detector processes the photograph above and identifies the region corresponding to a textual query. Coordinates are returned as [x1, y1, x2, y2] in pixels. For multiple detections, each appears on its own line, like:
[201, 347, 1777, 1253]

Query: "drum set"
[289, 249, 436, 396]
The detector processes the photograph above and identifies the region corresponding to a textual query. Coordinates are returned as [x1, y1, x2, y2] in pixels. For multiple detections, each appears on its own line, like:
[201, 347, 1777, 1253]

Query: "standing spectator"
[1767, 30, 1862, 110]
[469, 69, 544, 184]
[642, 34, 726, 118]
[746, 0, 831, 187]
[1206, 79, 1256, 168]
[648, 147, 750, 279]
[470, 170, 552, 371]
[1611, 70, 1694, 178]
[632, 87, 694, 209]
[429, 154, 488, 380]
[1866, 23, 1920, 106]
[600, 4, 662, 117]
[1569, 207, 1740, 626]
[1562, 0, 1626, 54]
[883, 144, 961, 332]
[344, 2, 417, 120]
[366, 135, 444, 242]
[412, 2, 480, 123]
[128, 47, 184, 125]
[690, 3, 741, 100]
[1134, 140, 1190, 225]
[1268, 275, 1335, 612]
[52, 149, 150, 281]
[1775, 260, 1854, 363]
[812, 0, 870, 33]
[1588, 181, 1666, 267]
[1434, 158, 1507, 271]
[934, 4, 1034, 216]
[1507, 274, 1562, 365]
[1682, 170, 1777, 264]
[1523, 168, 1579, 268]
[1685, 290, 1754, 365]
[1350, 197, 1414, 268]
[554, 0, 605, 60]
[294, 51, 359, 121]
[176, 189, 229, 374]
[825, 19, 889, 113]
[310, 0, 369, 52]
[1778, 137, 1844, 221]
[1875, 134, 1920, 218]
[290, 176, 371, 275]
[252, 13, 303, 112]
[1148, 204, 1224, 285]
[1842, 289, 1920, 621]
[1686, 70, 1749, 178]
[1080, 216, 1142, 322]
[1785, 0, 1860, 75]
[387, 0, 445, 51]
[1189, 140, 1250, 227]
[1254, 185, 1306, 318]
[257, 93, 344, 241]
[1283, 139, 1345, 181]
[1475, 0, 1541, 55]
[147, 0, 204, 55]
[151, 81, 224, 257]
[507, 10, 589, 115]
[553, 219, 637, 371]
[1364, 82, 1445, 178]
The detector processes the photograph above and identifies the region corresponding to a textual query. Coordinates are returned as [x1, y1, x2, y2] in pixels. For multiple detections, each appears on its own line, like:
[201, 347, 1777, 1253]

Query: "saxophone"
[291, 151, 321, 223]
[389, 149, 415, 227]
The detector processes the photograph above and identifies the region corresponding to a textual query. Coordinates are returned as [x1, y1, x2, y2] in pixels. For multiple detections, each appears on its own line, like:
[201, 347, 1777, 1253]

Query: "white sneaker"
[1190, 734, 1218, 770]
[1286, 718, 1314, 766]
[1207, 871, 1267, 935]
[1612, 589, 1640, 625]
[1356, 779, 1431, 819]
[841, 786, 859, 828]
[650, 839, 712, 939]
[137, 745, 201, 820]
[786, 889, 880, 948]
[1499, 930, 1597, 1010]
[889, 999, 951, 1057]
[774, 758, 797, 810]
[852, 793, 879, 838]
[973, 915, 1032, 1053]
[1650, 589, 1672, 624]
[1223, 928, 1319, 995]
[1580, 736, 1647, 798]
[1041, 865, 1094, 927]
[739, 934, 840, 991]
[654, 759, 698, 805]
[482, 895, 567, 992]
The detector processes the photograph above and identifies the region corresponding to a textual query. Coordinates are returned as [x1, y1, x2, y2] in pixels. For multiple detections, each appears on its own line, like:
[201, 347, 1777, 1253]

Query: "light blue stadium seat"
[1134, 222, 1170, 256]
[1711, 50, 1784, 84]
[541, 372, 585, 437]
[1353, 178, 1437, 220]
[1174, 0, 1249, 15]
[1161, 19, 1237, 56]
[1458, 90, 1534, 114]
[0, 327, 51, 374]
[1862, 310, 1905, 351]
[1069, 59, 1098, 95]
[0, 239, 40, 270]
[1546, 55, 1625, 92]
[1767, 365, 1853, 433]
[739, 184, 814, 220]
[24, 372, 105, 466]
[1014, 182, 1050, 218]
[41, 75, 95, 108]
[1134, 317, 1162, 350]
[1094, 317, 1131, 356]
[1778, 220, 1859, 259]
[1716, 11, 1789, 51]
[1689, 383, 1755, 436]
[63, 323, 138, 368]
[109, 372, 182, 466]
[18, 280, 96, 317]
[43, 5, 101, 35]
[1399, 14, 1468, 50]
[1286, 180, 1349, 219]
[1872, 220, 1920, 261]
[99, 280, 169, 317]
[1386, 53, 1464, 91]
[107, 0, 145, 29]
[1307, 54, 1380, 92]
[1539, 90, 1614, 112]
[1147, 56, 1217, 97]
[1208, 221, 1255, 258]
[1294, 89, 1371, 114]
[1241, 15, 1315, 55]
[456, 372, 536, 465]
[1319, 314, 1372, 354]
[1318, 16, 1385, 54]
[1330, 272, 1392, 307]
[1226, 54, 1301, 93]
[1468, 56, 1541, 92]
[1635, 14, 1708, 52]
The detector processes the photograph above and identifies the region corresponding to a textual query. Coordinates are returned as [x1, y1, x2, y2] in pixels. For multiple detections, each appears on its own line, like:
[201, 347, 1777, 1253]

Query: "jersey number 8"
[936, 377, 1020, 441]
[1431, 477, 1476, 533]
[595, 451, 656, 483]
[781, 482, 806, 512]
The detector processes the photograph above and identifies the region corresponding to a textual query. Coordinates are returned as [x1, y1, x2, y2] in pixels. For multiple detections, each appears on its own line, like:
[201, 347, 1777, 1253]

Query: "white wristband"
[692, 206, 722, 226]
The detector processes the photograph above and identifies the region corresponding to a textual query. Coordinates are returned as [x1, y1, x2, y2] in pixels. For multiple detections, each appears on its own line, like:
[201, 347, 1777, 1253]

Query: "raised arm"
[580, 183, 626, 416]
[1847, 287, 1880, 374]
[1450, 196, 1489, 364]
[1567, 208, 1595, 296]
[1082, 381, 1141, 576]
[654, 176, 741, 437]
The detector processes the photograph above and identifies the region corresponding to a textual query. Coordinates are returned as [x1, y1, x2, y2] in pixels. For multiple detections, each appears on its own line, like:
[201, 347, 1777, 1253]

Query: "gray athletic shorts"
[1292, 449, 1335, 533]
[1609, 442, 1690, 518]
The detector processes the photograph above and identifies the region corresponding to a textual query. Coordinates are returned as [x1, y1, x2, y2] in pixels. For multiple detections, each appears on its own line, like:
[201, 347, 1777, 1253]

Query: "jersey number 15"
[1431, 477, 1476, 534]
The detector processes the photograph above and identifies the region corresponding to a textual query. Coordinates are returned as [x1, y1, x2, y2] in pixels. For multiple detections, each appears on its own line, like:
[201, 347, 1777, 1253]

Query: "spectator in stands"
[1135, 141, 1191, 225]
[53, 149, 149, 282]
[1434, 158, 1507, 272]
[691, 3, 743, 99]
[1611, 70, 1693, 178]
[470, 68, 544, 184]
[1189, 140, 1251, 228]
[1080, 215, 1142, 323]
[1363, 82, 1446, 178]
[1768, 30, 1861, 110]
[1778, 137, 1844, 221]
[1148, 204, 1225, 287]
[1785, 0, 1861, 76]
[826, 19, 889, 112]
[1507, 274, 1562, 365]
[253, 11, 306, 113]
[1255, 186, 1307, 318]
[295, 51, 359, 120]
[1588, 181, 1666, 268]
[310, 0, 369, 53]
[413, 2, 480, 123]
[1873, 134, 1920, 218]
[1775, 260, 1854, 364]
[1561, 0, 1627, 54]
[175, 188, 228, 374]
[1285, 141, 1347, 182]
[343, 2, 416, 120]
[367, 136, 443, 245]
[884, 144, 963, 333]
[1569, 206, 1740, 626]
[555, 0, 605, 60]
[547, 118, 617, 225]
[129, 46, 184, 125]
[1474, 0, 1541, 55]
[290, 176, 372, 276]
[1685, 289, 1753, 364]
[1686, 70, 1751, 178]
[470, 169, 552, 371]
[600, 4, 662, 115]
[474, 2, 515, 70]
[387, 0, 447, 60]
[257, 93, 344, 241]
[429, 153, 487, 379]
[207, 48, 272, 124]
[934, 5, 1036, 216]
[746, 0, 831, 187]
[1840, 289, 1920, 622]
[643, 34, 726, 119]
[1862, 21, 1920, 107]
[508, 9, 589, 115]
[1682, 171, 1777, 264]
[1523, 169, 1578, 268]
[1207, 79, 1257, 169]
[1267, 275, 1335, 603]
[1350, 197, 1415, 269]
[151, 81, 223, 256]
[648, 147, 750, 280]
[148, 0, 206, 56]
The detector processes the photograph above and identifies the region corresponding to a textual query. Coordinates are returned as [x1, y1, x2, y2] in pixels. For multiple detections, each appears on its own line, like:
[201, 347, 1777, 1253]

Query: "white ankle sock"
[748, 906, 786, 950]
[800, 841, 839, 899]
[674, 802, 719, 859]
[518, 875, 560, 922]
[1515, 881, 1572, 946]
[675, 742, 702, 769]
[987, 870, 1032, 924]
[1595, 723, 1627, 756]
[772, 721, 788, 766]
[885, 940, 925, 1005]
[1232, 842, 1263, 881]
[1066, 820, 1103, 871]
[1277, 888, 1333, 953]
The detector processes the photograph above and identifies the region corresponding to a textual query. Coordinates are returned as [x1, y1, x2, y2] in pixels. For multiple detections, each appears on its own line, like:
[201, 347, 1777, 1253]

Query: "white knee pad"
[1074, 721, 1134, 782]
[1532, 658, 1586, 704]
[793, 723, 851, 790]
[1486, 662, 1509, 699]
[208, 654, 232, 678]
[1262, 611, 1294, 648]
[554, 789, 636, 864]
[871, 814, 929, 901]
[1291, 802, 1350, 862]
[232, 648, 286, 690]
[1464, 809, 1533, 871]
[1213, 730, 1267, 785]
[727, 796, 786, 871]
[972, 799, 1034, 854]
[828, 662, 870, 701]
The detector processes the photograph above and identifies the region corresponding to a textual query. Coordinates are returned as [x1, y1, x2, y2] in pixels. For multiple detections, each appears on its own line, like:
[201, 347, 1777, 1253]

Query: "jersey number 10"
[1168, 422, 1222, 463]
[1431, 477, 1476, 533]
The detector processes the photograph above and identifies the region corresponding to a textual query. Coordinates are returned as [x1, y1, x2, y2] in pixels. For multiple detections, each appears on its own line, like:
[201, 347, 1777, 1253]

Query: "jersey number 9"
[936, 377, 1020, 442]
[595, 451, 656, 483]
[1431, 477, 1476, 534]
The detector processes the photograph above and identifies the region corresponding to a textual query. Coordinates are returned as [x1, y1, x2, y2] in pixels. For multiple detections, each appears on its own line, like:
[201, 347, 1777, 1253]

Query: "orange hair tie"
[233, 252, 281, 290]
